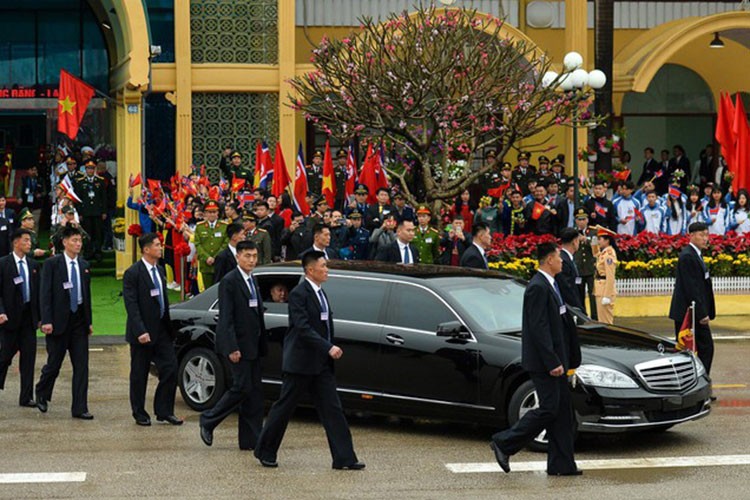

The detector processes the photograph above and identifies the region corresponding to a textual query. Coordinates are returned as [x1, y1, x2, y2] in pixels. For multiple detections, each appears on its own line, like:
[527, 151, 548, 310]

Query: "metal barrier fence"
[618, 277, 750, 296]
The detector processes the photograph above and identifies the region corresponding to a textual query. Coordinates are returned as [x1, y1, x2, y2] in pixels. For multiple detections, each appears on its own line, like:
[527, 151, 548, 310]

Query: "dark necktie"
[317, 289, 330, 340]
[247, 277, 258, 305]
[553, 280, 564, 306]
[151, 266, 165, 318]
[70, 261, 78, 313]
[403, 245, 410, 264]
[19, 260, 29, 303]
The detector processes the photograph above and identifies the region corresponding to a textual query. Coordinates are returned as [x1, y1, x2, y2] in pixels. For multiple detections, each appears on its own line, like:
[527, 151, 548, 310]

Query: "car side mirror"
[437, 321, 471, 339]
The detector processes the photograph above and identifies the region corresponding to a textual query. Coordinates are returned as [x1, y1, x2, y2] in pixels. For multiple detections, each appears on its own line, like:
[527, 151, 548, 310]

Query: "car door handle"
[386, 334, 404, 345]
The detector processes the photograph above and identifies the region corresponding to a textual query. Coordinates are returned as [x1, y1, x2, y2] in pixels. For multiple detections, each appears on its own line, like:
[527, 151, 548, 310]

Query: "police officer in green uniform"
[194, 200, 229, 288]
[74, 159, 107, 261]
[574, 208, 597, 320]
[242, 210, 273, 266]
[412, 205, 440, 264]
[220, 151, 254, 183]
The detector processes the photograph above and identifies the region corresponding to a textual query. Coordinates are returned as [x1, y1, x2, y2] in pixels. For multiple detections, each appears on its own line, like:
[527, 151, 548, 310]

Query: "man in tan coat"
[593, 226, 618, 324]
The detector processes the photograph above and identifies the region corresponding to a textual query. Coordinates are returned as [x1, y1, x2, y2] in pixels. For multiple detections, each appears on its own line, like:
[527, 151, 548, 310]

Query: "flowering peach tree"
[289, 6, 598, 212]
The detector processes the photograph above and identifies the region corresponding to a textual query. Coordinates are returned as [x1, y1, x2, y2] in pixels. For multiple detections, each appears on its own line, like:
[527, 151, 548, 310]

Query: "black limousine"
[171, 262, 711, 448]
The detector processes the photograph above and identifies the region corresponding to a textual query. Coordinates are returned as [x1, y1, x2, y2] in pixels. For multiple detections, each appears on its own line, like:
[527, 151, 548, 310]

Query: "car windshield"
[433, 277, 526, 334]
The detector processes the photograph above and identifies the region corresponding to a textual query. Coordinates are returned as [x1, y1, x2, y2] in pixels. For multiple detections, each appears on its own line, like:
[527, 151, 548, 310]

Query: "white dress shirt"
[397, 239, 413, 264]
[14, 252, 30, 301]
[142, 258, 162, 291]
[64, 252, 83, 305]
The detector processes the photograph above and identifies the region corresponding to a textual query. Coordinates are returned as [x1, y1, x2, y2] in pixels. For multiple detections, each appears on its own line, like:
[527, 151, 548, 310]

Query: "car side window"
[387, 283, 458, 332]
[257, 274, 301, 315]
[323, 276, 388, 323]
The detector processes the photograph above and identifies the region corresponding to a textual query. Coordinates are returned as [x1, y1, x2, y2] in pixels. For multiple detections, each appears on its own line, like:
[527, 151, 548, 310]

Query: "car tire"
[178, 347, 226, 411]
[507, 380, 550, 453]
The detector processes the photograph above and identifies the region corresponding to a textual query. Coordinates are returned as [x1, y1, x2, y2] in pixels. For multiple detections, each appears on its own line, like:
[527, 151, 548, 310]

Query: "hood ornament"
[657, 343, 665, 355]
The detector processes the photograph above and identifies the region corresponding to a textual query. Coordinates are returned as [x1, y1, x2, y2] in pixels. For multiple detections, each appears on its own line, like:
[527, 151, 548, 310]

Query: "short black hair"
[302, 250, 325, 269]
[397, 218, 415, 229]
[622, 181, 635, 190]
[536, 242, 558, 263]
[559, 227, 579, 244]
[688, 222, 708, 234]
[226, 223, 244, 240]
[138, 232, 160, 251]
[472, 221, 489, 237]
[376, 187, 390, 196]
[61, 225, 82, 240]
[12, 228, 32, 242]
[452, 214, 464, 222]
[644, 147, 654, 154]
[236, 240, 257, 253]
[291, 211, 304, 220]
[313, 223, 329, 237]
[254, 201, 269, 210]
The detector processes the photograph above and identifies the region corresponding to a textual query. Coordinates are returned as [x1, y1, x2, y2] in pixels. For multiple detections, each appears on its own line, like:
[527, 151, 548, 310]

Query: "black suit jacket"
[459, 244, 488, 270]
[0, 208, 16, 227]
[637, 158, 661, 186]
[216, 268, 267, 360]
[212, 247, 237, 283]
[0, 254, 40, 330]
[556, 250, 583, 310]
[521, 272, 581, 373]
[375, 240, 421, 264]
[123, 260, 172, 345]
[365, 203, 395, 231]
[669, 156, 691, 191]
[40, 254, 92, 334]
[282, 279, 334, 375]
[299, 246, 337, 260]
[669, 246, 716, 322]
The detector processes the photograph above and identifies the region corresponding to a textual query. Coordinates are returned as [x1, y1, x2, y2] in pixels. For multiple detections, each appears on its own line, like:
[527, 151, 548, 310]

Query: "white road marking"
[714, 335, 750, 341]
[0, 472, 86, 484]
[88, 348, 104, 352]
[446, 454, 750, 473]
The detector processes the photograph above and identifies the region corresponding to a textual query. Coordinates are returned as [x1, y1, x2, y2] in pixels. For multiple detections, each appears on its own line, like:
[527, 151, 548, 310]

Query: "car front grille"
[634, 355, 698, 392]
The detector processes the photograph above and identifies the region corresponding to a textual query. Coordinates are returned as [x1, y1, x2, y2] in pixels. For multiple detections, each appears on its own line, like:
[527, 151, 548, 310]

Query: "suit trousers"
[492, 373, 577, 475]
[0, 308, 36, 404]
[595, 297, 614, 324]
[578, 275, 597, 320]
[674, 320, 714, 374]
[129, 331, 178, 420]
[81, 215, 103, 259]
[35, 309, 89, 415]
[200, 358, 263, 450]
[255, 368, 358, 467]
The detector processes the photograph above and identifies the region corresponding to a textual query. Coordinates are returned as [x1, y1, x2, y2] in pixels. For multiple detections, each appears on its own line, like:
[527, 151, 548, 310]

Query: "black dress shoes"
[135, 415, 152, 426]
[157, 415, 184, 426]
[73, 412, 94, 420]
[20, 400, 36, 408]
[200, 425, 213, 446]
[36, 399, 48, 413]
[490, 441, 511, 473]
[259, 458, 278, 468]
[333, 462, 366, 470]
[548, 469, 583, 476]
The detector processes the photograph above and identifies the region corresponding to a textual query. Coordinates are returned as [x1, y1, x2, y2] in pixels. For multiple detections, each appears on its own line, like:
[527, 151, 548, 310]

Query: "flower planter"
[600, 146, 611, 153]
[587, 154, 598, 162]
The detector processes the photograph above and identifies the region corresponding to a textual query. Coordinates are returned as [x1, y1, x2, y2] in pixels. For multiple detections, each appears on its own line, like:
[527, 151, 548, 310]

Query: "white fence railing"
[618, 277, 750, 296]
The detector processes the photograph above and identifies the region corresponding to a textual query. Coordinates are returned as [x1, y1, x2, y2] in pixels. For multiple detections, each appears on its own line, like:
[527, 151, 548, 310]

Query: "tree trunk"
[594, 0, 614, 174]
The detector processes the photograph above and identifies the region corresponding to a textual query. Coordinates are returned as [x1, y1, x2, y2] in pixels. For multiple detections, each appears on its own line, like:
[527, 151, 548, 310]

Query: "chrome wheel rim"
[183, 355, 216, 404]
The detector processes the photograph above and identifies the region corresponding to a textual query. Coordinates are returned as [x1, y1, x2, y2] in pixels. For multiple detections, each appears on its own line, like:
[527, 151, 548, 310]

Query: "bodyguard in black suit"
[460, 222, 490, 270]
[556, 228, 584, 311]
[212, 223, 244, 283]
[491, 243, 582, 476]
[0, 229, 40, 406]
[200, 240, 267, 449]
[669, 222, 716, 374]
[123, 233, 182, 426]
[299, 223, 337, 260]
[375, 219, 420, 264]
[254, 251, 364, 470]
[35, 226, 94, 419]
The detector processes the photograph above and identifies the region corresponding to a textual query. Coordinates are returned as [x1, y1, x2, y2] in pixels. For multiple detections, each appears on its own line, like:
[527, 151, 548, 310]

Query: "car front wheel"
[178, 347, 226, 411]
[507, 380, 550, 452]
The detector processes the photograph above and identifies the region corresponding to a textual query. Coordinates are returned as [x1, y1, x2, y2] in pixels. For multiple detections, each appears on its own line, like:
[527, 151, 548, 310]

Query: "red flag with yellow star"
[322, 140, 336, 207]
[57, 69, 95, 140]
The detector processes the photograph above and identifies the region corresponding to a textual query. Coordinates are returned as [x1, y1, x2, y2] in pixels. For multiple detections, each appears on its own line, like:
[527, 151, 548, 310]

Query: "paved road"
[0, 341, 748, 499]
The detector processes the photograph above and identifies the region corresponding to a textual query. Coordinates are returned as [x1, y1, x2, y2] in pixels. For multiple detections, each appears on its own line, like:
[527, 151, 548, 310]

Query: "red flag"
[272, 142, 291, 198]
[669, 185, 683, 199]
[208, 185, 220, 201]
[60, 175, 82, 203]
[487, 181, 511, 199]
[344, 144, 357, 202]
[129, 173, 142, 188]
[146, 179, 161, 194]
[375, 143, 389, 191]
[294, 142, 311, 215]
[676, 306, 695, 353]
[732, 94, 750, 192]
[57, 69, 95, 140]
[358, 143, 379, 204]
[322, 140, 336, 206]
[231, 174, 246, 192]
[530, 201, 546, 221]
[717, 92, 737, 172]
[613, 169, 631, 182]
[594, 202, 607, 218]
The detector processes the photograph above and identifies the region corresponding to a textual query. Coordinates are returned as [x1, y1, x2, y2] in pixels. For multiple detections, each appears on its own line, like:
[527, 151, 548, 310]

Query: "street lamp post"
[542, 52, 607, 210]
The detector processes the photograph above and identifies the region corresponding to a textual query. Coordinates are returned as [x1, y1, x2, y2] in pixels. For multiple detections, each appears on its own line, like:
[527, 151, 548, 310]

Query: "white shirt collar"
[472, 241, 486, 257]
[562, 248, 574, 262]
[229, 244, 237, 257]
[397, 239, 410, 250]
[312, 245, 326, 253]
[141, 258, 159, 274]
[64, 252, 78, 267]
[538, 269, 557, 288]
[305, 277, 322, 294]
[689, 242, 702, 258]
[13, 251, 26, 265]
[237, 265, 253, 282]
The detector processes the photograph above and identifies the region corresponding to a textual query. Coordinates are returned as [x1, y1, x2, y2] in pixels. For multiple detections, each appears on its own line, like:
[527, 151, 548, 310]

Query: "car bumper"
[572, 376, 712, 433]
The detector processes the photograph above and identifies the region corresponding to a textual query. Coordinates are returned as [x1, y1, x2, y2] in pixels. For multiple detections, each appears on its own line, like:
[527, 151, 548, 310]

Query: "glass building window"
[146, 0, 175, 63]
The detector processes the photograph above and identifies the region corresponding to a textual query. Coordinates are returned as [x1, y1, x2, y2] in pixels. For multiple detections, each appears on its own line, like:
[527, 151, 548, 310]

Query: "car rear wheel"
[507, 380, 549, 452]
[178, 347, 225, 411]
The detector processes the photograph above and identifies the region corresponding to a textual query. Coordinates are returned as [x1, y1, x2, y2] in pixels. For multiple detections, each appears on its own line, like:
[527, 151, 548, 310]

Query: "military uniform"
[574, 211, 597, 320]
[593, 226, 618, 324]
[74, 164, 107, 260]
[247, 227, 272, 266]
[334, 149, 348, 210]
[512, 152, 537, 196]
[306, 151, 324, 196]
[342, 210, 370, 260]
[412, 206, 440, 264]
[194, 203, 229, 288]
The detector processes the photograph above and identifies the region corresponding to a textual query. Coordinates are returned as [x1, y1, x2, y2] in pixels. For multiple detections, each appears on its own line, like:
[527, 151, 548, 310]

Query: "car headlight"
[575, 364, 639, 389]
[694, 355, 706, 377]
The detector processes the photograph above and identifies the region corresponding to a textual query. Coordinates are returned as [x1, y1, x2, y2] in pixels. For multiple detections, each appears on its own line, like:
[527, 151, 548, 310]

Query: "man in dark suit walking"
[669, 222, 716, 375]
[0, 229, 40, 407]
[35, 226, 93, 419]
[375, 219, 420, 264]
[299, 223, 337, 260]
[490, 242, 581, 476]
[254, 251, 364, 470]
[460, 222, 490, 270]
[556, 228, 584, 311]
[123, 233, 182, 426]
[212, 223, 244, 283]
[200, 240, 267, 449]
